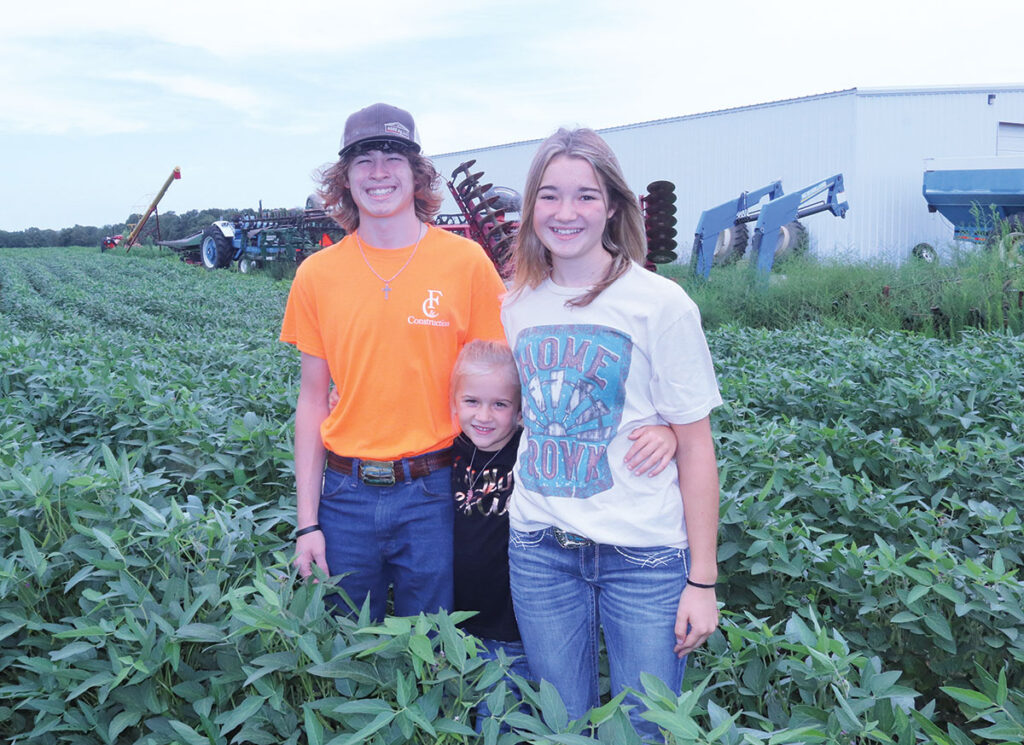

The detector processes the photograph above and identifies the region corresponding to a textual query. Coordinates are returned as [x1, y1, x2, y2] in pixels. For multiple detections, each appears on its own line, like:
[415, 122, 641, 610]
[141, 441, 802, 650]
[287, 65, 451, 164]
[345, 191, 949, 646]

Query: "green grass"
[656, 245, 1024, 337]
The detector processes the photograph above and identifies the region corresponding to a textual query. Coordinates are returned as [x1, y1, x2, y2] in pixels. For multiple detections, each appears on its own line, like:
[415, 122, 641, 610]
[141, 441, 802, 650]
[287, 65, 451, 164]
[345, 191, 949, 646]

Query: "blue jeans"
[474, 638, 532, 731]
[319, 460, 453, 621]
[509, 527, 688, 743]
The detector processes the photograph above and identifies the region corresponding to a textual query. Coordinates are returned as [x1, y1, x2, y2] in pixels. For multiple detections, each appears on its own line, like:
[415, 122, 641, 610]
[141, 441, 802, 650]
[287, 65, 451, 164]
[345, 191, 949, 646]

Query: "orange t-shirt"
[280, 226, 505, 460]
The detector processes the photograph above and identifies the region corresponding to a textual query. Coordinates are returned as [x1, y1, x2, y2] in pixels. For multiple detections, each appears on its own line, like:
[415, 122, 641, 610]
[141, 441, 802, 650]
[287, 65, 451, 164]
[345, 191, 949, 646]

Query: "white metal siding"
[998, 122, 1024, 155]
[853, 89, 1024, 261]
[429, 86, 1024, 264]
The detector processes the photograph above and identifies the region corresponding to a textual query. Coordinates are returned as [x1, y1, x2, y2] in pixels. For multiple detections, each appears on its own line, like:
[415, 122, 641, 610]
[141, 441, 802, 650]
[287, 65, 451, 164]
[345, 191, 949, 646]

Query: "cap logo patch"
[384, 121, 410, 138]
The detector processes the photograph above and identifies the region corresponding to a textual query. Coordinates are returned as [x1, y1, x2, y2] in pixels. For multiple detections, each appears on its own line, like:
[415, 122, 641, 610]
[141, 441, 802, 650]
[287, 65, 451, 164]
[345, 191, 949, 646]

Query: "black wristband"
[294, 524, 322, 538]
[687, 578, 717, 589]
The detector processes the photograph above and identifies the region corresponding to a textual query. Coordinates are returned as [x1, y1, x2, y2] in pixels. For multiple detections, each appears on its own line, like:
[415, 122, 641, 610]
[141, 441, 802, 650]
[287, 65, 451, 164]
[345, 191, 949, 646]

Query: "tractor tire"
[200, 226, 233, 270]
[238, 257, 254, 274]
[712, 223, 749, 266]
[775, 220, 808, 260]
[912, 242, 937, 262]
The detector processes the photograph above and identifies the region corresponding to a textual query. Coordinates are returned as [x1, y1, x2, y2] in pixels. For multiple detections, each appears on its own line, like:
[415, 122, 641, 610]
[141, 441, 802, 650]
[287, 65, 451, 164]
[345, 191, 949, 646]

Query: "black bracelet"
[687, 578, 717, 589]
[294, 524, 322, 538]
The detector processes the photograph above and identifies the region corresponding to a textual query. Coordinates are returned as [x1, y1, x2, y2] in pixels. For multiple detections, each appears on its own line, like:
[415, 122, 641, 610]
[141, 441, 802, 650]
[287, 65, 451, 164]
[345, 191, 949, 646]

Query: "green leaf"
[253, 577, 282, 609]
[396, 670, 412, 709]
[890, 611, 920, 624]
[408, 633, 435, 664]
[303, 705, 324, 745]
[326, 711, 395, 745]
[53, 625, 107, 639]
[941, 686, 993, 709]
[433, 717, 477, 735]
[49, 641, 96, 661]
[108, 710, 142, 741]
[972, 722, 1024, 740]
[215, 695, 267, 734]
[906, 584, 929, 604]
[307, 659, 381, 685]
[538, 679, 569, 732]
[175, 623, 226, 642]
[769, 726, 830, 744]
[64, 565, 98, 593]
[331, 699, 395, 716]
[401, 702, 437, 737]
[100, 444, 121, 480]
[642, 708, 701, 739]
[168, 719, 209, 745]
[997, 667, 1008, 706]
[129, 497, 167, 526]
[0, 621, 26, 643]
[18, 527, 46, 580]
[924, 613, 954, 642]
[91, 527, 125, 562]
[587, 691, 628, 726]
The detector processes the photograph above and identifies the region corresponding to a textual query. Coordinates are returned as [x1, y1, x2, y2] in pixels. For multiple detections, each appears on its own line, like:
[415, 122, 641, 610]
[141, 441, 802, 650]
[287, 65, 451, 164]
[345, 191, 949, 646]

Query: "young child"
[450, 340, 529, 696]
[450, 339, 675, 727]
[501, 128, 723, 742]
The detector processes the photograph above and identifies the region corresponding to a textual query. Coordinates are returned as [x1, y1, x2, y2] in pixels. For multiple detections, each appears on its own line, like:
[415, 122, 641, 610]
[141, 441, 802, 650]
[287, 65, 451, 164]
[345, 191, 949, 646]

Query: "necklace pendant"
[355, 227, 425, 302]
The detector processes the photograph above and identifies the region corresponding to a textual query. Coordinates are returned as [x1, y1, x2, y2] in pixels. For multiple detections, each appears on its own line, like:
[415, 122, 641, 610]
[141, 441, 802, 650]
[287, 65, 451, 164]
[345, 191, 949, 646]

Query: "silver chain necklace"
[355, 225, 425, 299]
[466, 445, 502, 501]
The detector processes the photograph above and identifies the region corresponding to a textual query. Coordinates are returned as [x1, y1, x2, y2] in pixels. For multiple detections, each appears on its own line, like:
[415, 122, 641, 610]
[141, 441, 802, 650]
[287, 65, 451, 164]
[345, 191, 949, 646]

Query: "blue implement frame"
[693, 174, 849, 278]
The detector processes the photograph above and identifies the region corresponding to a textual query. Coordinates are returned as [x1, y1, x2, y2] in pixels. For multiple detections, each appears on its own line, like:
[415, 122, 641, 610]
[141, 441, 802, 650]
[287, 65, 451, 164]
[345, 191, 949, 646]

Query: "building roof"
[429, 84, 1024, 159]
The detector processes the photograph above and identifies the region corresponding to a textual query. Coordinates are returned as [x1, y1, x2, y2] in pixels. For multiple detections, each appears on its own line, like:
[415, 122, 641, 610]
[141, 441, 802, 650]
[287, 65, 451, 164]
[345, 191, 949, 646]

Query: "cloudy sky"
[1, 0, 1020, 231]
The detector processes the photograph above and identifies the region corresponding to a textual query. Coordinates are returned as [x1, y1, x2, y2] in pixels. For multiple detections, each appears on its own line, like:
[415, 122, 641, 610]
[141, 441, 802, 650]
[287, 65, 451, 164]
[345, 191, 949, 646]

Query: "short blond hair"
[450, 339, 520, 408]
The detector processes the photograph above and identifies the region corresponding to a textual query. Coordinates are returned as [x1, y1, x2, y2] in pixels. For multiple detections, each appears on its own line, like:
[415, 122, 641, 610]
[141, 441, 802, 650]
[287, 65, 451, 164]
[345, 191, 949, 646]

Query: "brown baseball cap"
[339, 103, 421, 157]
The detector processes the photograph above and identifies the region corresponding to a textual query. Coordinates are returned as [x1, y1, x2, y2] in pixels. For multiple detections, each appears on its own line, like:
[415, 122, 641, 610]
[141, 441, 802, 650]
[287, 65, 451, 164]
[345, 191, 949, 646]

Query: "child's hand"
[625, 425, 676, 477]
[327, 383, 339, 411]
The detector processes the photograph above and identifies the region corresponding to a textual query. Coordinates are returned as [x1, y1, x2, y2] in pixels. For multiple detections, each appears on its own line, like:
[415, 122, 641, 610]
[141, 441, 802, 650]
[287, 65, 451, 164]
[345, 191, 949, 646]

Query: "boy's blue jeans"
[319, 461, 453, 621]
[509, 527, 689, 743]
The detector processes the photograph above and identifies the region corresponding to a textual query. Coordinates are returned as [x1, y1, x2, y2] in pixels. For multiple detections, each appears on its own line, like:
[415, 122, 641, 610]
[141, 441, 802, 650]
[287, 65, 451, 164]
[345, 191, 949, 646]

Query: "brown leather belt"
[326, 448, 453, 486]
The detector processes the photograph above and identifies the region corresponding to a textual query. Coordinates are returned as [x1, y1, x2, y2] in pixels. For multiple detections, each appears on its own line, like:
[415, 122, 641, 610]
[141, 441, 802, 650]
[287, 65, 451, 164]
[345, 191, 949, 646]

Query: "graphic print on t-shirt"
[455, 463, 513, 516]
[514, 324, 631, 498]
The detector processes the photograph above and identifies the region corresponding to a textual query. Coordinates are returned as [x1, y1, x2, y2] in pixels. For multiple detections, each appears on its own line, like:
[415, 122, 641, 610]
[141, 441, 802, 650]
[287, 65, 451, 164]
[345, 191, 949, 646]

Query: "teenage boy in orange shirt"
[280, 103, 505, 620]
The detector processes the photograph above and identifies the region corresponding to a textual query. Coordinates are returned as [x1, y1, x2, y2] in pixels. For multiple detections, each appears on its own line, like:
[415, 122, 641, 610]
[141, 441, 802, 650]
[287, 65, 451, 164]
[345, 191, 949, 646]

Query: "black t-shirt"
[452, 429, 522, 642]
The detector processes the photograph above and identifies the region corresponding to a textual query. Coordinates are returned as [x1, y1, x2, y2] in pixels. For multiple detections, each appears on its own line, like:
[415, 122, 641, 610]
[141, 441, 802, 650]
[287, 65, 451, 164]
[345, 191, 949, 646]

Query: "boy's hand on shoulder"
[624, 425, 676, 477]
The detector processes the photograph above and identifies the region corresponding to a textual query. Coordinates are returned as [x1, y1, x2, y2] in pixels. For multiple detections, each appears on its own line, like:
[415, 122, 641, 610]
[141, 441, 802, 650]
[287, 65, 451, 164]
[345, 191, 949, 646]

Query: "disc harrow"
[445, 159, 520, 278]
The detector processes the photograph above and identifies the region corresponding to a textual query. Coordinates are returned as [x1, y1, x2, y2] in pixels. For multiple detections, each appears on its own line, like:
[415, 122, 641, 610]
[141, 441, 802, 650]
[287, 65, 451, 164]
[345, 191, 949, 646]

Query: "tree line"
[0, 208, 261, 248]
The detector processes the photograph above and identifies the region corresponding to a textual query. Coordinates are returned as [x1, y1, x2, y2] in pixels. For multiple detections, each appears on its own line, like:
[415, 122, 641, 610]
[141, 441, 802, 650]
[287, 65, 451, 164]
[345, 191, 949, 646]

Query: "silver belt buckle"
[554, 528, 590, 549]
[359, 460, 396, 486]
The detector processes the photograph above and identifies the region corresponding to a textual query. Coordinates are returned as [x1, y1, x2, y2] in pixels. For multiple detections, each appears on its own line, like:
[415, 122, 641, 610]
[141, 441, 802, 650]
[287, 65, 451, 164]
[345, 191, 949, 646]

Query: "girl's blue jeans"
[509, 527, 689, 743]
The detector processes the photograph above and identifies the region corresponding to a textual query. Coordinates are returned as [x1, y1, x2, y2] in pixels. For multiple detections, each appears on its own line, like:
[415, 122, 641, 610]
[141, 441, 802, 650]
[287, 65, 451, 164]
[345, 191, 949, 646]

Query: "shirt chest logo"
[408, 289, 451, 327]
[422, 290, 443, 318]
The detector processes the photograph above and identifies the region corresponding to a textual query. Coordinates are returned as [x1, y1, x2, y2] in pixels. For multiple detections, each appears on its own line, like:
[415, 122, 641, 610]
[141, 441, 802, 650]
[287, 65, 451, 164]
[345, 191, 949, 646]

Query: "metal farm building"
[430, 85, 1024, 264]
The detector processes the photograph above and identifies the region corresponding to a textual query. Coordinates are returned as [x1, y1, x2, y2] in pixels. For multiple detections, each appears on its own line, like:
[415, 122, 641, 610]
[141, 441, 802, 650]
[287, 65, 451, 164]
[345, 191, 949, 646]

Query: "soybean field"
[1, 246, 1023, 744]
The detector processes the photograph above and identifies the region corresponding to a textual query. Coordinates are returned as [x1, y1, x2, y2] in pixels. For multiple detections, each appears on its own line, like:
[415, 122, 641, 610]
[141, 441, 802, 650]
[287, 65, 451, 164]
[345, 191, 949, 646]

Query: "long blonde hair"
[511, 128, 646, 307]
